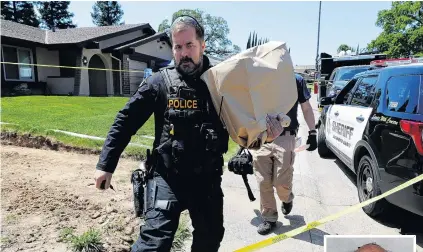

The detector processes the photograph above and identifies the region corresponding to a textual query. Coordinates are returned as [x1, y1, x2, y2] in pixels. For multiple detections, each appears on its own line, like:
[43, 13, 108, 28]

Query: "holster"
[131, 169, 146, 217]
[130, 149, 155, 217]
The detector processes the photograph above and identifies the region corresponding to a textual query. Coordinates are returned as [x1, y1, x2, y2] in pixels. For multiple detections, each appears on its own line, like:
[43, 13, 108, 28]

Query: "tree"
[246, 31, 269, 49]
[91, 1, 124, 26]
[158, 19, 170, 32]
[159, 9, 240, 58]
[337, 44, 356, 53]
[367, 1, 423, 58]
[36, 1, 76, 30]
[1, 1, 14, 21]
[1, 1, 40, 27]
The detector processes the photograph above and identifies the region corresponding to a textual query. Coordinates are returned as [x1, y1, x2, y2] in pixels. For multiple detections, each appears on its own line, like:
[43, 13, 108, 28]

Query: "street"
[218, 94, 423, 252]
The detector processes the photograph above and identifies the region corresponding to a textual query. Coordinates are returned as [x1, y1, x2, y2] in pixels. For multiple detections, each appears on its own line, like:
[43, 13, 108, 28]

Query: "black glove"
[306, 130, 317, 151]
[228, 147, 254, 175]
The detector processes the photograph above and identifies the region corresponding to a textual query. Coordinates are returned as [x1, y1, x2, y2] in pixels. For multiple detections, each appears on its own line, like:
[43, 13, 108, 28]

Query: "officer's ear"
[200, 39, 206, 53]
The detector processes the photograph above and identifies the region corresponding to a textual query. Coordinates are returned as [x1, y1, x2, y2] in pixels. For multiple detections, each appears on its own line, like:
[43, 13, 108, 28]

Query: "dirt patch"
[0, 132, 145, 160]
[1, 132, 102, 155]
[1, 145, 143, 252]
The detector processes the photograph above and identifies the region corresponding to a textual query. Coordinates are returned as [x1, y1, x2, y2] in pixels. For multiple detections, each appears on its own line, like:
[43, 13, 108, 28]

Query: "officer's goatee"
[176, 55, 204, 77]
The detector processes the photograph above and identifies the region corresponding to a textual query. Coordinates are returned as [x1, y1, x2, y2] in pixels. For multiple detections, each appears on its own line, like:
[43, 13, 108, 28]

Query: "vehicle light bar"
[371, 57, 423, 67]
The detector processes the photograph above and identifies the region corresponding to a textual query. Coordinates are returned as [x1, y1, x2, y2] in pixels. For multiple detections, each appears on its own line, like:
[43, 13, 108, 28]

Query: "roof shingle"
[1, 20, 150, 45]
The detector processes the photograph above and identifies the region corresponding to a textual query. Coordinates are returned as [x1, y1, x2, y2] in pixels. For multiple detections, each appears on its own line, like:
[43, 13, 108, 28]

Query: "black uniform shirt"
[285, 73, 311, 131]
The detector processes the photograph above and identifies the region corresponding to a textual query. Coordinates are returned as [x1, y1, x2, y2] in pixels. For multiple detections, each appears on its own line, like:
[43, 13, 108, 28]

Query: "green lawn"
[1, 96, 238, 161]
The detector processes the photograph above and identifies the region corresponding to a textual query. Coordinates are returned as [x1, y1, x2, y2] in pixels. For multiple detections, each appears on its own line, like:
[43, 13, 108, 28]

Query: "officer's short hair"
[355, 243, 387, 252]
[170, 15, 205, 42]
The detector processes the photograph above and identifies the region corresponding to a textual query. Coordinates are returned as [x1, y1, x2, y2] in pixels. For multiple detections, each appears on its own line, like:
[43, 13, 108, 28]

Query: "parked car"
[294, 71, 314, 83]
[325, 65, 375, 98]
[316, 63, 423, 217]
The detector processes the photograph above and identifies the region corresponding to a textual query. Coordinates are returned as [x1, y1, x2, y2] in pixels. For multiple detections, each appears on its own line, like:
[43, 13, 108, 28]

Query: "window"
[1, 45, 34, 81]
[329, 69, 338, 81]
[350, 76, 378, 107]
[386, 74, 422, 114]
[334, 67, 370, 81]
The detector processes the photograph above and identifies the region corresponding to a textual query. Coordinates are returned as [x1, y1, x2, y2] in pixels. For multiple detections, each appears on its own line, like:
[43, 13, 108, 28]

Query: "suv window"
[350, 76, 378, 107]
[334, 67, 370, 81]
[386, 74, 422, 114]
[329, 69, 338, 81]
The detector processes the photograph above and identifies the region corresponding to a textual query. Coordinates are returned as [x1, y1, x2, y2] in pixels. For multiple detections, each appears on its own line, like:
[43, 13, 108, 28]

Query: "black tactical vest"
[154, 67, 228, 175]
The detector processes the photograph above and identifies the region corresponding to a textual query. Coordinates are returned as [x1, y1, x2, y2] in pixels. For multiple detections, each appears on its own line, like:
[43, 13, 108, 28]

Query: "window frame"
[1, 44, 35, 82]
[349, 75, 378, 107]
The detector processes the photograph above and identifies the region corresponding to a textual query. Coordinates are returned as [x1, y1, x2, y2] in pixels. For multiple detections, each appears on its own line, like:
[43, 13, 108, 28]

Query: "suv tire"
[317, 119, 331, 157]
[357, 154, 386, 217]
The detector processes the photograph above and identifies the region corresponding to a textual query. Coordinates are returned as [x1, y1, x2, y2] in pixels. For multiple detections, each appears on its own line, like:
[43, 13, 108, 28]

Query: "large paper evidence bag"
[200, 41, 298, 149]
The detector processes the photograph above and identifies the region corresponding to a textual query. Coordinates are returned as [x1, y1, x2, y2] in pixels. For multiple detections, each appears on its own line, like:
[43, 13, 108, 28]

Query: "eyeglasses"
[171, 15, 204, 37]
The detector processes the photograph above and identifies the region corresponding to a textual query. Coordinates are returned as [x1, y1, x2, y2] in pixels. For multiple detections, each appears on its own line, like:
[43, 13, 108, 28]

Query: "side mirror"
[320, 97, 333, 106]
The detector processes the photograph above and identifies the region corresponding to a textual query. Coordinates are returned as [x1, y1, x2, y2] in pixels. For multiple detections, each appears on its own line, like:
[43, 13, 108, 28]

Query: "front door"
[345, 75, 379, 159]
[326, 104, 356, 163]
[89, 54, 107, 96]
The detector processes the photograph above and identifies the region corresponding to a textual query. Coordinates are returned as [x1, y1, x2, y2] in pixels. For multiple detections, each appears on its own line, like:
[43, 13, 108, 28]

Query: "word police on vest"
[168, 98, 198, 109]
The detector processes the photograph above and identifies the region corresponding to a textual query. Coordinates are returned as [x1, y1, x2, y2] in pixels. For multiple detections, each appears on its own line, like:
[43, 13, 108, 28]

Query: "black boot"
[257, 221, 276, 235]
[282, 201, 293, 215]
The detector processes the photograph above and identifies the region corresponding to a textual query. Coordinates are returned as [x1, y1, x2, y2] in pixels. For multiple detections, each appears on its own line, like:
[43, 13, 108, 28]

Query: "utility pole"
[315, 1, 322, 71]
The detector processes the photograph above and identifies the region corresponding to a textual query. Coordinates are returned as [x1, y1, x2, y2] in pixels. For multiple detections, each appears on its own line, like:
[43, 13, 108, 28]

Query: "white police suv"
[316, 63, 423, 217]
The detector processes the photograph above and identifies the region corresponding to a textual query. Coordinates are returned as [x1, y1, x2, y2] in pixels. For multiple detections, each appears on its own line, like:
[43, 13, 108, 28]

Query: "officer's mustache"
[178, 57, 194, 66]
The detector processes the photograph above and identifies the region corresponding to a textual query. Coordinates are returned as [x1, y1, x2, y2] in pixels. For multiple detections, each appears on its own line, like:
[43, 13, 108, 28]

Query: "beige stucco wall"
[134, 40, 172, 61]
[128, 59, 147, 94]
[99, 30, 144, 49]
[35, 47, 60, 82]
[79, 48, 113, 96]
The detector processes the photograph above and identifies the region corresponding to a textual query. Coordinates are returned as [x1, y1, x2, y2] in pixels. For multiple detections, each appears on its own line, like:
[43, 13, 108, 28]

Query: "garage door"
[128, 60, 147, 94]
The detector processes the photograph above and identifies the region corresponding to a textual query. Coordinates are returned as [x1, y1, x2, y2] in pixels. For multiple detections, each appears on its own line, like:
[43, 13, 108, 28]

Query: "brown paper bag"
[200, 41, 298, 149]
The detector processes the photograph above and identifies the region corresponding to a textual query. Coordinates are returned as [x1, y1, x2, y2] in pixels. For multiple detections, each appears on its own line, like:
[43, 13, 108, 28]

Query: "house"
[1, 20, 173, 97]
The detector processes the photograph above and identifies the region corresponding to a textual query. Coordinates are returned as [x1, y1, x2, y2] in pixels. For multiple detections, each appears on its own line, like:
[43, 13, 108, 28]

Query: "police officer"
[93, 16, 286, 251]
[250, 73, 318, 235]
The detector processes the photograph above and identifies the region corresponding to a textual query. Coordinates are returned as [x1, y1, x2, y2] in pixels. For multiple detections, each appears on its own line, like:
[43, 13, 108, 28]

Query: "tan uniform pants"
[250, 132, 296, 222]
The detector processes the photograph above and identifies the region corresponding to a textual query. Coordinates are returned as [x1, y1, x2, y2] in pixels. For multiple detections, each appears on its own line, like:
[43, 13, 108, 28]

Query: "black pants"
[131, 170, 225, 252]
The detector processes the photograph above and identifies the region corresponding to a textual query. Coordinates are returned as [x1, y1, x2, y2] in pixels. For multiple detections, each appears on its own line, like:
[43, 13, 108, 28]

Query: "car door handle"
[356, 115, 365, 122]
[334, 112, 339, 116]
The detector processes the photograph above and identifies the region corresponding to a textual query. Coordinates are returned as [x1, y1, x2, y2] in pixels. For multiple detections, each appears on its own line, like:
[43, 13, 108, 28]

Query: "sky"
[67, 0, 392, 66]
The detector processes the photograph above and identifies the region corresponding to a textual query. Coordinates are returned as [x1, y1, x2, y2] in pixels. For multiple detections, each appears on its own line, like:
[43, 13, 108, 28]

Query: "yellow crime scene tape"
[234, 173, 423, 252]
[0, 61, 145, 73]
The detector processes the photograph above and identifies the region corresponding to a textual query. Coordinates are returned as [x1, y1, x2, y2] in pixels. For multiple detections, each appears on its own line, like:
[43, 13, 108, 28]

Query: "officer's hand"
[266, 114, 284, 142]
[306, 130, 317, 151]
[94, 170, 113, 190]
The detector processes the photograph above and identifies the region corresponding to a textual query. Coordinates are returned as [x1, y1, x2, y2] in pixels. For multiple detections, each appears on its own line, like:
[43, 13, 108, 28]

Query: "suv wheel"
[317, 119, 331, 157]
[357, 155, 386, 217]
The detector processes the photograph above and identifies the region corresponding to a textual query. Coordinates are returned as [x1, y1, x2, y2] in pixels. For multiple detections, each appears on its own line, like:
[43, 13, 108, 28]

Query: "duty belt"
[281, 129, 298, 136]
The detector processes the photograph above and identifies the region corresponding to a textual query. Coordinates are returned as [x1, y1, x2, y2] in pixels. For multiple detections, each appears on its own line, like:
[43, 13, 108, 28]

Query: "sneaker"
[281, 201, 293, 215]
[257, 221, 276, 235]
